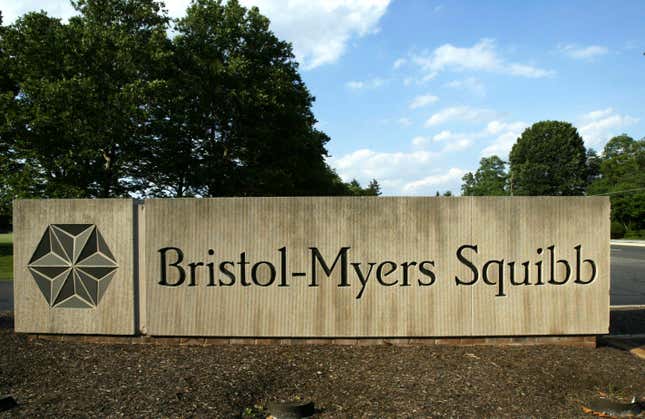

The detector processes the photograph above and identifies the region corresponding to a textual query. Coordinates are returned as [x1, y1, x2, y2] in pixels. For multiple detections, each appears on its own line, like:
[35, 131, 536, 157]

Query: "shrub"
[610, 221, 625, 239]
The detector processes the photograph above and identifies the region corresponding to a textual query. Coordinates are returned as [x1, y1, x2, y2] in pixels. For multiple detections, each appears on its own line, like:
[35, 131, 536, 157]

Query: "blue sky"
[3, 0, 644, 195]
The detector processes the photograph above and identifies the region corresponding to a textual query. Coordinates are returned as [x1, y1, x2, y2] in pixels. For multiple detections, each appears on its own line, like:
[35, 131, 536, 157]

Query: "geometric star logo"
[27, 224, 118, 308]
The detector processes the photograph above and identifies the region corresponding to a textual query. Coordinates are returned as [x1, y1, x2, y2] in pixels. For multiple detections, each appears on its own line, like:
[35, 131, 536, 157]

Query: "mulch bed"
[1, 311, 643, 418]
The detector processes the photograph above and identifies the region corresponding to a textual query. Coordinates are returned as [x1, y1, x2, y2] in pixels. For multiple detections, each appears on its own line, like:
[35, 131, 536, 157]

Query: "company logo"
[28, 224, 117, 308]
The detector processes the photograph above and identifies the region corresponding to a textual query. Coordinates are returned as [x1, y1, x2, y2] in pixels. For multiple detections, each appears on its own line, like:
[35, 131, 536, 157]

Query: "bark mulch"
[0, 311, 643, 418]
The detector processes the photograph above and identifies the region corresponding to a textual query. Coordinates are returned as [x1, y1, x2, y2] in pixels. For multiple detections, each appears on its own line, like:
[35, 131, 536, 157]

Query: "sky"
[2, 0, 644, 195]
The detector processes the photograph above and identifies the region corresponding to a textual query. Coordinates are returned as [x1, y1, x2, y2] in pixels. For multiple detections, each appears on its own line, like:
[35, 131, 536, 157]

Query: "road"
[0, 281, 10, 311]
[610, 245, 645, 305]
[0, 245, 643, 311]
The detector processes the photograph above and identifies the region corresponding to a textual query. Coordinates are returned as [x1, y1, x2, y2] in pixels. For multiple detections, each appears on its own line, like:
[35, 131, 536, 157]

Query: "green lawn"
[0, 233, 12, 281]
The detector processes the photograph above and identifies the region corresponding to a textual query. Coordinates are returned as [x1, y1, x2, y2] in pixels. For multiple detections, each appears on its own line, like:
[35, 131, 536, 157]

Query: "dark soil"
[0, 312, 643, 418]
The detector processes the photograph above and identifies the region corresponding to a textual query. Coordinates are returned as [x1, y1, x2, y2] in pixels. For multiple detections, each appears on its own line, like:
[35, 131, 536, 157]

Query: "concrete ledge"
[25, 334, 597, 347]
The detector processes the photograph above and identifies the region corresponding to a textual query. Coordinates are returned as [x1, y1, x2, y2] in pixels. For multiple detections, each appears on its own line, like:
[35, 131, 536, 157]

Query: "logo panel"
[28, 224, 117, 308]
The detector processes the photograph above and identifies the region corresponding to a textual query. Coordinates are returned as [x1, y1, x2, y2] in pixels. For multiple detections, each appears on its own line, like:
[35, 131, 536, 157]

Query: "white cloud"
[240, 0, 391, 69]
[428, 122, 527, 156]
[402, 72, 438, 86]
[402, 168, 467, 193]
[420, 72, 439, 83]
[412, 130, 476, 153]
[578, 108, 639, 148]
[409, 94, 439, 109]
[506, 63, 553, 78]
[480, 121, 528, 157]
[4, 0, 391, 70]
[346, 77, 386, 90]
[413, 116, 529, 158]
[330, 148, 439, 184]
[398, 117, 413, 127]
[393, 58, 407, 69]
[416, 119, 527, 158]
[0, 0, 77, 23]
[584, 108, 614, 120]
[328, 146, 465, 195]
[484, 120, 526, 135]
[441, 138, 473, 152]
[412, 39, 553, 78]
[331, 116, 531, 195]
[411, 136, 431, 146]
[425, 106, 496, 127]
[558, 44, 609, 60]
[432, 130, 453, 142]
[445, 77, 486, 97]
[481, 131, 520, 157]
[430, 130, 476, 152]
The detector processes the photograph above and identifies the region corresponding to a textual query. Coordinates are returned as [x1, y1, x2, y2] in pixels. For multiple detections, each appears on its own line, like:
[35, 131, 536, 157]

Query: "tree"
[461, 156, 508, 196]
[0, 0, 171, 201]
[509, 121, 588, 195]
[0, 13, 17, 219]
[141, 0, 347, 197]
[346, 178, 381, 196]
[585, 148, 602, 185]
[365, 179, 382, 196]
[0, 0, 364, 204]
[587, 135, 645, 236]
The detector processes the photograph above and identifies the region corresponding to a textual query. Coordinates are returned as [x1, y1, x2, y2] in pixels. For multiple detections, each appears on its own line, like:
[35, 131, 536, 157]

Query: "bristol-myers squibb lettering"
[158, 246, 435, 299]
[158, 244, 597, 299]
[455, 244, 596, 297]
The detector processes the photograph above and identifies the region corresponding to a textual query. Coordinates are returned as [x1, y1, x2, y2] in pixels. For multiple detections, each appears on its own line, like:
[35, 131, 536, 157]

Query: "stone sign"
[13, 197, 610, 337]
[13, 199, 135, 335]
[142, 197, 609, 337]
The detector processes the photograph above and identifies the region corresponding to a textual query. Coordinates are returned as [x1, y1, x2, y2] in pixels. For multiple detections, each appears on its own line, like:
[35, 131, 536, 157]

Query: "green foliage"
[347, 179, 381, 196]
[458, 123, 643, 237]
[0, 1, 171, 202]
[140, 0, 345, 197]
[624, 229, 645, 239]
[0, 233, 12, 280]
[0, 0, 376, 215]
[610, 221, 626, 239]
[461, 156, 509, 196]
[588, 135, 645, 237]
[509, 121, 588, 196]
[585, 148, 602, 185]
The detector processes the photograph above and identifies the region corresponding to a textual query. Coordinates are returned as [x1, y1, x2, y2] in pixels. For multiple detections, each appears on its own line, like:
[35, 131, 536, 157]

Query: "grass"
[0, 233, 12, 281]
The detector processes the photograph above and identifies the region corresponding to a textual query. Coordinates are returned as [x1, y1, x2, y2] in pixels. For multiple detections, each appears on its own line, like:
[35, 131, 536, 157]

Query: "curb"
[610, 305, 645, 310]
[611, 241, 645, 247]
[599, 336, 645, 360]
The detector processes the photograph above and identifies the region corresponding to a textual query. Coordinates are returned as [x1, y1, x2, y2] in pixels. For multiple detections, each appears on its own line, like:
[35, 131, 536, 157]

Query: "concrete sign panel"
[14, 199, 135, 335]
[143, 197, 609, 337]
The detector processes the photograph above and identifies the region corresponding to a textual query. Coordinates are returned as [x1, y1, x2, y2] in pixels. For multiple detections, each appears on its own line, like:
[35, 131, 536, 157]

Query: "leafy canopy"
[461, 156, 508, 196]
[0, 0, 375, 218]
[509, 121, 588, 196]
[587, 135, 645, 235]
